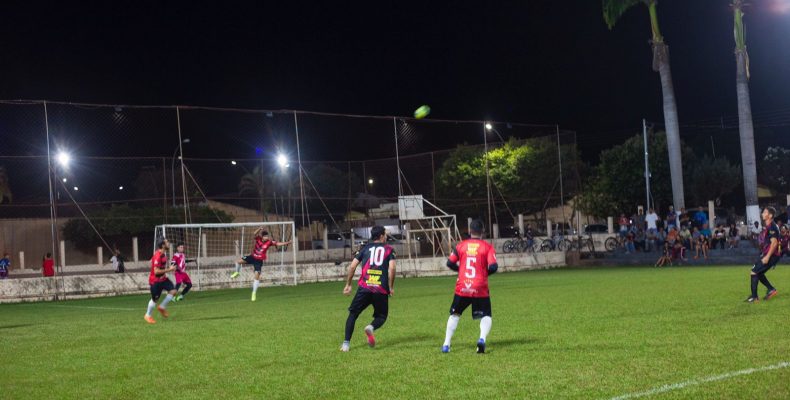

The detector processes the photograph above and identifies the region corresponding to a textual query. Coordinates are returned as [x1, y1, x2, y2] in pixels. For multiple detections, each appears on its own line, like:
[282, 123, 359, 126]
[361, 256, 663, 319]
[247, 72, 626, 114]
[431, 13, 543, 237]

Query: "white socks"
[252, 280, 260, 293]
[160, 294, 174, 308]
[146, 300, 156, 316]
[235, 263, 241, 273]
[443, 314, 460, 347]
[479, 316, 492, 341]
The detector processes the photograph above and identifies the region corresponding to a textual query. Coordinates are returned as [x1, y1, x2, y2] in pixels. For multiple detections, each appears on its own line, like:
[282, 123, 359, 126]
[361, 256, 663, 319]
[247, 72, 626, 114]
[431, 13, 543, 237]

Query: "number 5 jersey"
[447, 239, 497, 298]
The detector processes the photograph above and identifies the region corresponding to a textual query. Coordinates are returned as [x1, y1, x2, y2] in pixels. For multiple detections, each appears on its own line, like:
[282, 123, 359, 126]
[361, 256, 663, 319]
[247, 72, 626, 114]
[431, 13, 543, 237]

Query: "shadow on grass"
[491, 337, 545, 350]
[174, 315, 240, 322]
[0, 324, 37, 330]
[384, 334, 436, 347]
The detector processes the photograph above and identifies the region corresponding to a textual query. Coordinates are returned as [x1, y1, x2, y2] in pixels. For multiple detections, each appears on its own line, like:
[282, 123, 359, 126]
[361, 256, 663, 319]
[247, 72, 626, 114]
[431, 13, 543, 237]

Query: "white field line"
[609, 361, 790, 400]
[42, 298, 253, 312]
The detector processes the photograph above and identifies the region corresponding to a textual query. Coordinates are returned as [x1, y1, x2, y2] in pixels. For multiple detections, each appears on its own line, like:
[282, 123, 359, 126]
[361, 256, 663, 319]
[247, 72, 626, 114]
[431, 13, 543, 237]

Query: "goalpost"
[153, 221, 297, 290]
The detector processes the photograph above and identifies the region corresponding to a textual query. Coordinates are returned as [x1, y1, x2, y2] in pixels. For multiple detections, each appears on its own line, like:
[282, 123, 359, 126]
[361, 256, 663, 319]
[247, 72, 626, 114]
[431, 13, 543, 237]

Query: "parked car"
[312, 232, 352, 250]
[583, 224, 608, 234]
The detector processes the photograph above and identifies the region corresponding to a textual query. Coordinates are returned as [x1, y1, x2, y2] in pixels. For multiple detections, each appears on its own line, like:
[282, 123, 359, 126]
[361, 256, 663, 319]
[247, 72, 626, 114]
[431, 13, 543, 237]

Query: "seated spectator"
[645, 229, 657, 252]
[672, 240, 687, 263]
[624, 231, 636, 254]
[727, 223, 740, 249]
[694, 228, 710, 260]
[656, 228, 666, 248]
[678, 207, 690, 228]
[634, 229, 646, 252]
[655, 241, 673, 267]
[712, 225, 726, 250]
[0, 252, 10, 279]
[679, 226, 692, 248]
[691, 227, 701, 252]
[666, 226, 679, 245]
[42, 253, 55, 277]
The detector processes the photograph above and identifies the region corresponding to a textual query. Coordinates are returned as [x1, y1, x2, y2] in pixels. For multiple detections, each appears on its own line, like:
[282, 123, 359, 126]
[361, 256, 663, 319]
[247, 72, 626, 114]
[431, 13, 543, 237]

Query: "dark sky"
[2, 0, 790, 158]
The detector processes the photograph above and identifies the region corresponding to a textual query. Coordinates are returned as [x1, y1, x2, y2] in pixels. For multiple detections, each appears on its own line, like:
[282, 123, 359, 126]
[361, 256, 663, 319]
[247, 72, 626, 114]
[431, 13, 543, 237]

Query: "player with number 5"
[442, 219, 498, 354]
[340, 225, 396, 352]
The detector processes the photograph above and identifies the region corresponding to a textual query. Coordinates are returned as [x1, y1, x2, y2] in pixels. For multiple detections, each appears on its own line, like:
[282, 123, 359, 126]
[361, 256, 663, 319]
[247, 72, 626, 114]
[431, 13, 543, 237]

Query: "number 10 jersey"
[356, 243, 396, 295]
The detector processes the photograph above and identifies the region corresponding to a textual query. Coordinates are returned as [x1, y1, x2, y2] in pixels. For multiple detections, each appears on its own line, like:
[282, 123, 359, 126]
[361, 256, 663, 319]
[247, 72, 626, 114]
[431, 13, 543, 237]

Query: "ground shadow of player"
[489, 337, 546, 350]
[174, 315, 240, 322]
[381, 333, 435, 347]
[0, 323, 38, 330]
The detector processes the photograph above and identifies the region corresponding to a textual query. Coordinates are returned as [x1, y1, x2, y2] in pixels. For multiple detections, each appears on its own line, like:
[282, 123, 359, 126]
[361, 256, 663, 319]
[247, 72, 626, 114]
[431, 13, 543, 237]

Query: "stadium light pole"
[483, 122, 493, 235]
[171, 138, 190, 208]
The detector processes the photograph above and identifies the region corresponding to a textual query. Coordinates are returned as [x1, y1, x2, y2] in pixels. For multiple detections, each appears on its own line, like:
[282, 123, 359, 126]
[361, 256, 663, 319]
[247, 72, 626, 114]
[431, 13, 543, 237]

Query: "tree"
[239, 165, 270, 215]
[603, 0, 686, 210]
[435, 138, 582, 220]
[577, 132, 694, 218]
[686, 155, 741, 206]
[732, 0, 760, 226]
[760, 147, 790, 194]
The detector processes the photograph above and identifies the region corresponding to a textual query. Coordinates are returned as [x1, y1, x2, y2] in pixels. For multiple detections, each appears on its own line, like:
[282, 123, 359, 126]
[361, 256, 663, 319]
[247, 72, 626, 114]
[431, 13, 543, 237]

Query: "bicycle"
[540, 232, 571, 252]
[502, 233, 536, 253]
[567, 234, 594, 252]
[604, 235, 622, 252]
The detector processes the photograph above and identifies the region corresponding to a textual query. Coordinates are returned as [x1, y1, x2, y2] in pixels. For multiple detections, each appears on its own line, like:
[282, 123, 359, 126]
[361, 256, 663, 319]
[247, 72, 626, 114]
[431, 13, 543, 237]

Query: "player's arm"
[274, 240, 292, 247]
[388, 259, 396, 296]
[487, 247, 499, 275]
[446, 246, 460, 271]
[342, 258, 361, 295]
[763, 236, 779, 264]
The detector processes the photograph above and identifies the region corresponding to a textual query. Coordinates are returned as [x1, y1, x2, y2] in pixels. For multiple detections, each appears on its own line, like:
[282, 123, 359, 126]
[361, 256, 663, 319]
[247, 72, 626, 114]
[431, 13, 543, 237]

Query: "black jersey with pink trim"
[355, 242, 396, 295]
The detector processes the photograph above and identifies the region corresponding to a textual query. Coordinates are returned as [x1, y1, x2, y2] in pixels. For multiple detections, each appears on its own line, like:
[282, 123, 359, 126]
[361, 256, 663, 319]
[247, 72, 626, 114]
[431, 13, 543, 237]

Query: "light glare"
[56, 151, 71, 167]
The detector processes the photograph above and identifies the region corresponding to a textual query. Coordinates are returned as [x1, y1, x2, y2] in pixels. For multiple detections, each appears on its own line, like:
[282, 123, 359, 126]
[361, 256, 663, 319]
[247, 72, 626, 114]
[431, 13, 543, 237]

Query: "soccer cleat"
[157, 306, 169, 318]
[744, 296, 759, 303]
[176, 295, 184, 302]
[476, 338, 486, 354]
[144, 315, 156, 324]
[251, 292, 257, 302]
[340, 341, 350, 352]
[764, 289, 778, 301]
[230, 271, 240, 279]
[441, 345, 450, 353]
[364, 325, 376, 348]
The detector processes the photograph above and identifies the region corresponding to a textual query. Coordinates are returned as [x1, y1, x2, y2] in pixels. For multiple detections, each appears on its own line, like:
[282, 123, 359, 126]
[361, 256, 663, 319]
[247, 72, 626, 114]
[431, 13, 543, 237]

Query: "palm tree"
[732, 0, 760, 227]
[603, 0, 685, 211]
[239, 165, 269, 219]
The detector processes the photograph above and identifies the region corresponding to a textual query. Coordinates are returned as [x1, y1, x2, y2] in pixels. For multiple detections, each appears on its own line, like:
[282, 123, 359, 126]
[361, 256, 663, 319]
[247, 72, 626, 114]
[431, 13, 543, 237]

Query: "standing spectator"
[645, 208, 660, 236]
[727, 223, 740, 249]
[110, 249, 125, 273]
[665, 206, 677, 230]
[693, 206, 708, 228]
[618, 214, 630, 240]
[750, 221, 762, 248]
[781, 225, 790, 257]
[632, 209, 645, 235]
[42, 253, 55, 277]
[0, 252, 10, 279]
[678, 207, 690, 228]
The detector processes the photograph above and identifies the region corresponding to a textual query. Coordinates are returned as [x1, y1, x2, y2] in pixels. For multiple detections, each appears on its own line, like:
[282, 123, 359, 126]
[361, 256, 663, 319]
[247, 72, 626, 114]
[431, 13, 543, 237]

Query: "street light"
[118, 186, 124, 190]
[62, 178, 67, 183]
[231, 160, 237, 165]
[56, 151, 71, 168]
[277, 153, 289, 168]
[485, 123, 493, 131]
[73, 186, 79, 191]
[368, 178, 374, 185]
[172, 138, 190, 207]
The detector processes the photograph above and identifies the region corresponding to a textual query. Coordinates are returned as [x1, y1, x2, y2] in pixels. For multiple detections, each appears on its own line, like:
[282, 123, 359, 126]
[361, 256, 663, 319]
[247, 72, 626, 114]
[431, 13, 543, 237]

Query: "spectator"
[678, 207, 690, 228]
[679, 225, 692, 248]
[632, 208, 645, 234]
[656, 228, 666, 249]
[634, 229, 646, 252]
[0, 252, 10, 279]
[750, 221, 762, 248]
[712, 225, 726, 250]
[42, 253, 55, 277]
[665, 206, 677, 230]
[781, 225, 790, 257]
[693, 206, 708, 228]
[624, 231, 636, 254]
[691, 227, 701, 253]
[694, 225, 710, 260]
[645, 229, 657, 252]
[618, 214, 630, 239]
[672, 240, 687, 263]
[727, 223, 740, 249]
[666, 226, 679, 245]
[110, 249, 125, 273]
[655, 241, 673, 267]
[645, 208, 660, 235]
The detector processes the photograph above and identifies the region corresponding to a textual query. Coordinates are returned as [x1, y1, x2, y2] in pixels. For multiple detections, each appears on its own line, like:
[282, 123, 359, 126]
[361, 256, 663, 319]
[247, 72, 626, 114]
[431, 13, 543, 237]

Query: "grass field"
[2, 265, 790, 399]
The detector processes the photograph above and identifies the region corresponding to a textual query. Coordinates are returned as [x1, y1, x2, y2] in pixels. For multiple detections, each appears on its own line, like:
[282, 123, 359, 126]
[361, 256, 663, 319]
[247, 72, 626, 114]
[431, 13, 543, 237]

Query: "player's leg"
[157, 280, 176, 318]
[747, 259, 771, 302]
[231, 256, 249, 278]
[364, 294, 389, 348]
[342, 291, 372, 351]
[179, 275, 192, 300]
[251, 262, 263, 301]
[145, 283, 162, 323]
[473, 298, 493, 354]
[443, 295, 471, 352]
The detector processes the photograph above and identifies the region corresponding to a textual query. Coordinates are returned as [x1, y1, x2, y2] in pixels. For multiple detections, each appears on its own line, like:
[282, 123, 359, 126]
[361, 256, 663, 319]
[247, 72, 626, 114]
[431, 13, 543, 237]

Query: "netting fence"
[0, 100, 580, 278]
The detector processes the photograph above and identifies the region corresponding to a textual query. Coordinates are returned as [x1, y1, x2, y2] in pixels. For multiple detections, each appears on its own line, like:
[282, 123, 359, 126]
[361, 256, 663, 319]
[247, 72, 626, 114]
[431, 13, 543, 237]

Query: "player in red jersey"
[340, 226, 396, 352]
[172, 243, 192, 302]
[144, 237, 177, 324]
[441, 220, 498, 354]
[231, 227, 292, 301]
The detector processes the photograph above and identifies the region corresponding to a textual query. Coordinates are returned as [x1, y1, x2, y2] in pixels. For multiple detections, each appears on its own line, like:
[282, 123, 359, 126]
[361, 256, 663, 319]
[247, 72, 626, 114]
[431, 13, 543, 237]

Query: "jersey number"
[465, 257, 477, 278]
[369, 247, 386, 266]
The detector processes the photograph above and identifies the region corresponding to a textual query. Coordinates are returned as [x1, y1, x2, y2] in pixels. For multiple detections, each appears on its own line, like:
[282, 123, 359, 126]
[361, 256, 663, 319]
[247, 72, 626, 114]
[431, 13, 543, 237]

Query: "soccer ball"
[414, 105, 431, 119]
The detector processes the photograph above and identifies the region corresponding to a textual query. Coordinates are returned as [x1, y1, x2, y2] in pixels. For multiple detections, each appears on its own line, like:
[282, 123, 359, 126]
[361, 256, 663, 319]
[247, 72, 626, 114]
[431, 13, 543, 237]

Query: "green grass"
[2, 265, 790, 399]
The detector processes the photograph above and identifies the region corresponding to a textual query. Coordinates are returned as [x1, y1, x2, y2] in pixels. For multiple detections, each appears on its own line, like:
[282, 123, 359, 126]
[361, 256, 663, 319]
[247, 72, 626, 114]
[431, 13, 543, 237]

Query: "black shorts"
[348, 290, 389, 320]
[242, 255, 264, 272]
[450, 295, 492, 319]
[150, 279, 175, 301]
[752, 255, 781, 274]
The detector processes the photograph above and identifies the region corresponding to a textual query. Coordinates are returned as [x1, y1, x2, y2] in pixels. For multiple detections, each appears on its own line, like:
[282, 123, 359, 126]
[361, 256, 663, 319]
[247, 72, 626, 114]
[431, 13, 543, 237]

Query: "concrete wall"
[0, 251, 565, 303]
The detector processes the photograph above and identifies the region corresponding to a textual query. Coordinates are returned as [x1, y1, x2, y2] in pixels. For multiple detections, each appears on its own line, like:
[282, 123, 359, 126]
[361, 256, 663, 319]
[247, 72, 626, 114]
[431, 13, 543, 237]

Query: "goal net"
[153, 221, 297, 290]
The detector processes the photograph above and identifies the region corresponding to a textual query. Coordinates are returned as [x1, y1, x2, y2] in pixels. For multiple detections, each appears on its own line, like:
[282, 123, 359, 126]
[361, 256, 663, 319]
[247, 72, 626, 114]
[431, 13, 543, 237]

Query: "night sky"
[1, 1, 790, 160]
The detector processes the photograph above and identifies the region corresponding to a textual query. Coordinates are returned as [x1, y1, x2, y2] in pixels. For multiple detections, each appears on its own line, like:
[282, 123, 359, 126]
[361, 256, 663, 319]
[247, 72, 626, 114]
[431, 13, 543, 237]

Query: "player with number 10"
[340, 226, 396, 352]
